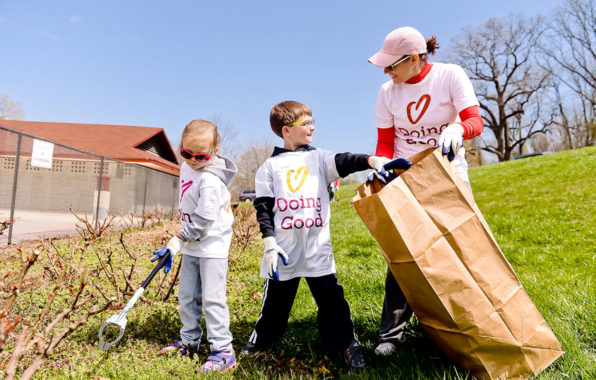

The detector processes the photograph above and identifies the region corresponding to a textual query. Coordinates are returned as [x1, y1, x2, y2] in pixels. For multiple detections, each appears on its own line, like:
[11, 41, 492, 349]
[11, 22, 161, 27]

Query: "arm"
[457, 105, 483, 140]
[253, 164, 288, 281]
[178, 214, 214, 241]
[254, 196, 275, 238]
[178, 182, 218, 241]
[375, 128, 394, 158]
[334, 153, 371, 178]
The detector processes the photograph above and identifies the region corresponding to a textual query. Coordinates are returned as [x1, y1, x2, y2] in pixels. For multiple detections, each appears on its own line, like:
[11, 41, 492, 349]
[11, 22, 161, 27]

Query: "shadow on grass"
[234, 312, 470, 379]
[73, 302, 470, 378]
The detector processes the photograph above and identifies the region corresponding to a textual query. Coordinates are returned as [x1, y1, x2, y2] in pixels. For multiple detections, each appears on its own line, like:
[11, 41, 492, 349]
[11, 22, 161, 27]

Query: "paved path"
[0, 209, 142, 245]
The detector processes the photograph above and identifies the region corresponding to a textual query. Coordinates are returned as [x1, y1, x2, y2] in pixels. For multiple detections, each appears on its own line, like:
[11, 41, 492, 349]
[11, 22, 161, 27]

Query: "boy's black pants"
[248, 273, 355, 353]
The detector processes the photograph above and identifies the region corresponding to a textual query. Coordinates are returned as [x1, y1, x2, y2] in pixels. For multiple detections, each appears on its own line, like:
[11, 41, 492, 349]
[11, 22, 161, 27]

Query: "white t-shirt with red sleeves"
[374, 62, 479, 176]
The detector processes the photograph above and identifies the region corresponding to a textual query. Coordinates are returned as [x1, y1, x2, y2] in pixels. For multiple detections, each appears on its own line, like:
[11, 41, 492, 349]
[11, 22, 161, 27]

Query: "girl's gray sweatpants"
[178, 254, 233, 352]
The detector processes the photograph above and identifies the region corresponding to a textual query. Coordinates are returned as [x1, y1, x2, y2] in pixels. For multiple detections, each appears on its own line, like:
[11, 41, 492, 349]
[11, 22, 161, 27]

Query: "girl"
[154, 119, 238, 373]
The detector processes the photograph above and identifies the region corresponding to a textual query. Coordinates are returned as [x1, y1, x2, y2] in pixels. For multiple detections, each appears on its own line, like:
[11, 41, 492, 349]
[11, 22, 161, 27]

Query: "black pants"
[248, 274, 355, 353]
[378, 267, 413, 344]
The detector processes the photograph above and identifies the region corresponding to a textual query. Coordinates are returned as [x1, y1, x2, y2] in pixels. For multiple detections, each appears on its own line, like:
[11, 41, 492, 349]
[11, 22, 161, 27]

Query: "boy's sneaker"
[241, 342, 264, 356]
[374, 342, 396, 356]
[344, 339, 365, 371]
[159, 339, 196, 358]
[200, 350, 237, 373]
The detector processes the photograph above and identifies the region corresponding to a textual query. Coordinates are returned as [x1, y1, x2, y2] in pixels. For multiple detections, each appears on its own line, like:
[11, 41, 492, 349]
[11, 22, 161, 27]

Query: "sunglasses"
[286, 119, 315, 127]
[385, 55, 411, 71]
[180, 148, 211, 162]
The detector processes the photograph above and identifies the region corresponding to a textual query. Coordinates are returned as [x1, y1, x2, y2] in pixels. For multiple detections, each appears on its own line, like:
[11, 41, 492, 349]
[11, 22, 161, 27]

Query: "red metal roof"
[0, 120, 180, 175]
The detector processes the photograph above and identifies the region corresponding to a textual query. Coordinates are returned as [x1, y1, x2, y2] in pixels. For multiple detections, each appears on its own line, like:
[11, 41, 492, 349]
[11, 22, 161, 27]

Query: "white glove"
[438, 124, 464, 160]
[367, 156, 392, 171]
[166, 235, 184, 257]
[263, 236, 289, 281]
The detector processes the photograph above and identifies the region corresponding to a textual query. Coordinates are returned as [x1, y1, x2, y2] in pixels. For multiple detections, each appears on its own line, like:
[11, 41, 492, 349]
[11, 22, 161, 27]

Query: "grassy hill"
[6, 146, 595, 379]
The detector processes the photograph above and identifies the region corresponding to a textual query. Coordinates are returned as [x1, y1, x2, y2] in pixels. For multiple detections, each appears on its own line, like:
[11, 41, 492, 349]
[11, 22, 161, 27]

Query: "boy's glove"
[367, 156, 392, 171]
[263, 236, 289, 281]
[438, 123, 464, 162]
[367, 158, 412, 184]
[151, 235, 183, 274]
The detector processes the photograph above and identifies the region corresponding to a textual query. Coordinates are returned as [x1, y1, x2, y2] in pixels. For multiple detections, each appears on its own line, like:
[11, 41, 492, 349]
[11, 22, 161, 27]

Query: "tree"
[207, 114, 239, 159]
[450, 14, 555, 161]
[0, 94, 25, 120]
[541, 0, 595, 147]
[229, 141, 274, 201]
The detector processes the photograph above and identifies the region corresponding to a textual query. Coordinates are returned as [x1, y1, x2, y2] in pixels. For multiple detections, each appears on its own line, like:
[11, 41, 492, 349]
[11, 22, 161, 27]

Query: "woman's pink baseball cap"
[368, 26, 427, 68]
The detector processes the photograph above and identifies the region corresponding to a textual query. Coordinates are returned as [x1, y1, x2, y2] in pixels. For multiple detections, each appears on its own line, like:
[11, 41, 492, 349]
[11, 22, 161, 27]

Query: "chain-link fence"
[0, 126, 179, 245]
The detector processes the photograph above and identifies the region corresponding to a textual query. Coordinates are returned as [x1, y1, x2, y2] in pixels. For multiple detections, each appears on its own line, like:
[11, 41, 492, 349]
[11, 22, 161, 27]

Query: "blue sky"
[0, 0, 562, 156]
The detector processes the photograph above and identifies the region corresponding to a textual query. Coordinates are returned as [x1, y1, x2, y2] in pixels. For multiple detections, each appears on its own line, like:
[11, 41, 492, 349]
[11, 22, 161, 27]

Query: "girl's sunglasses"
[180, 148, 211, 162]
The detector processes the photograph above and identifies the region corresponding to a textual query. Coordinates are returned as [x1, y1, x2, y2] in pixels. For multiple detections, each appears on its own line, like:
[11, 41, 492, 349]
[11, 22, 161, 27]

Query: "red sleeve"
[376, 128, 394, 158]
[458, 105, 483, 140]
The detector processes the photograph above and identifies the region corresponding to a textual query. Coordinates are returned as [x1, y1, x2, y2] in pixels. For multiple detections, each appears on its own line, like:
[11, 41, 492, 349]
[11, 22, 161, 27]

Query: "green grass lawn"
[7, 146, 596, 379]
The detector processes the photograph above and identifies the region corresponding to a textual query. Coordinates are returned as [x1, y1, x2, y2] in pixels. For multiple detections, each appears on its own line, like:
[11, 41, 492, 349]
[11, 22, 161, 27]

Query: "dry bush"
[232, 206, 260, 256]
[0, 220, 182, 379]
[92, 231, 180, 307]
[70, 208, 116, 242]
[0, 242, 113, 380]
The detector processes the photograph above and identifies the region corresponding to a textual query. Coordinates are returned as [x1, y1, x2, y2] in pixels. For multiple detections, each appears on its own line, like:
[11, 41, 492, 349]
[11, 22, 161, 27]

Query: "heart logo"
[286, 166, 309, 193]
[406, 94, 431, 124]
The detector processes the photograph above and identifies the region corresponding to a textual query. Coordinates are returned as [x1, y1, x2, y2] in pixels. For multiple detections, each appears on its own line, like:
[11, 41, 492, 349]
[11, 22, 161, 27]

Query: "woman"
[367, 26, 484, 356]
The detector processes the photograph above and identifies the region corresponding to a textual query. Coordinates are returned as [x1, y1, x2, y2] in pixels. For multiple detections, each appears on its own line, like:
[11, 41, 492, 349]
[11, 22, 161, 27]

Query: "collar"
[271, 144, 316, 157]
[406, 62, 433, 84]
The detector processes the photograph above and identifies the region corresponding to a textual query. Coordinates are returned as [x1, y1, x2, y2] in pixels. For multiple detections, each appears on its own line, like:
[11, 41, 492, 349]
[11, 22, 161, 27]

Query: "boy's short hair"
[181, 119, 221, 151]
[270, 101, 312, 138]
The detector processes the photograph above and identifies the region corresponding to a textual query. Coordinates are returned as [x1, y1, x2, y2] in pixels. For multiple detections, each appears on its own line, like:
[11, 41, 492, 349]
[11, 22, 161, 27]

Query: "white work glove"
[151, 235, 184, 274]
[438, 123, 464, 161]
[367, 156, 392, 171]
[263, 236, 289, 281]
[166, 235, 184, 257]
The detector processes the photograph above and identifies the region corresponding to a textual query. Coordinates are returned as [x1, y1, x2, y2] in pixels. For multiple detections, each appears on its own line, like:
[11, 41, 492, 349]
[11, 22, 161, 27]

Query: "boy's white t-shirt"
[255, 148, 339, 280]
[374, 62, 479, 169]
[178, 162, 234, 258]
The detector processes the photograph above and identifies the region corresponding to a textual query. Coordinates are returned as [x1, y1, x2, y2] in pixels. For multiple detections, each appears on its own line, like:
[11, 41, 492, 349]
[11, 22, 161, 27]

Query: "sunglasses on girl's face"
[180, 148, 211, 162]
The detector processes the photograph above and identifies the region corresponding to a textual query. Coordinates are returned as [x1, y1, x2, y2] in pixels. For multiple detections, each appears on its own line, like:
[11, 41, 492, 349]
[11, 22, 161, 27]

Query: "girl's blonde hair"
[180, 119, 221, 151]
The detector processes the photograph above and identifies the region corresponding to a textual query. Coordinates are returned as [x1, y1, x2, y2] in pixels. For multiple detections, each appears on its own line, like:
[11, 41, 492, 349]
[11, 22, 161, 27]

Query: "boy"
[242, 100, 398, 370]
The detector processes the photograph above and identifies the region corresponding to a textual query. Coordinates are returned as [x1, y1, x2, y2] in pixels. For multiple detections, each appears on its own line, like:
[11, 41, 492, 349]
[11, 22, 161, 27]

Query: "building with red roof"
[0, 120, 180, 215]
[0, 120, 179, 175]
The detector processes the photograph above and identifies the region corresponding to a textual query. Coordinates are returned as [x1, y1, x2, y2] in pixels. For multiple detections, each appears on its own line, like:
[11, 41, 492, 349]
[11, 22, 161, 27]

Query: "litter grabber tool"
[98, 250, 171, 351]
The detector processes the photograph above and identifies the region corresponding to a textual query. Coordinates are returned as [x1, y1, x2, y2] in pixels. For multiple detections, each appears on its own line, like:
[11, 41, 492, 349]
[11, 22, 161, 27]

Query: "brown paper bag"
[352, 148, 563, 379]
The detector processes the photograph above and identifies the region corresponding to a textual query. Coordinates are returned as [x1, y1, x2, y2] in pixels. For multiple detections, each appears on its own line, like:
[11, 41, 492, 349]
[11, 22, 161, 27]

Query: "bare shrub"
[70, 208, 116, 242]
[232, 206, 260, 257]
[0, 243, 113, 380]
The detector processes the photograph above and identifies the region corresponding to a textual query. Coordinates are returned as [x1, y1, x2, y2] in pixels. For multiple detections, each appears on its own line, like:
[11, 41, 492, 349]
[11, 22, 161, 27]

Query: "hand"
[166, 235, 184, 257]
[367, 156, 392, 171]
[151, 235, 183, 274]
[438, 124, 464, 161]
[151, 247, 173, 274]
[263, 236, 289, 281]
[367, 157, 412, 184]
